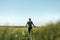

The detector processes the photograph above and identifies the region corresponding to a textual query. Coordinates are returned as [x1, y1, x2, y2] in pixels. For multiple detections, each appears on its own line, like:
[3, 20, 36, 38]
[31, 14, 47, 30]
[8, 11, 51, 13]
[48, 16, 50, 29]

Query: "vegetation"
[0, 21, 60, 40]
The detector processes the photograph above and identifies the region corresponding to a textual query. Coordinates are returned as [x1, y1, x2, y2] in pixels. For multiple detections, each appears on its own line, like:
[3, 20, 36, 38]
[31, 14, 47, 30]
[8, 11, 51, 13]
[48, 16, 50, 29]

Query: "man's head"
[29, 18, 31, 21]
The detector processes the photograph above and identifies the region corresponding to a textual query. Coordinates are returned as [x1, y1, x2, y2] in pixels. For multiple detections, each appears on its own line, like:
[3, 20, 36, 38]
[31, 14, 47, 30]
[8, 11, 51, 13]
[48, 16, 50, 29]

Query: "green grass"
[0, 21, 60, 40]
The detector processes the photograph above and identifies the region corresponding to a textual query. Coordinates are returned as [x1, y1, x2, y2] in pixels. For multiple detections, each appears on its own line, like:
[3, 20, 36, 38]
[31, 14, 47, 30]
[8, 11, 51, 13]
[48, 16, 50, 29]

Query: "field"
[0, 21, 60, 40]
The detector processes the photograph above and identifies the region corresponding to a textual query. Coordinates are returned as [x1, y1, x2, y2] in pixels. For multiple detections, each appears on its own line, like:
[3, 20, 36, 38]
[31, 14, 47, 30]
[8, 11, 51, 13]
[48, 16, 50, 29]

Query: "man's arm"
[33, 24, 36, 27]
[25, 23, 27, 27]
[32, 21, 36, 27]
[25, 22, 28, 27]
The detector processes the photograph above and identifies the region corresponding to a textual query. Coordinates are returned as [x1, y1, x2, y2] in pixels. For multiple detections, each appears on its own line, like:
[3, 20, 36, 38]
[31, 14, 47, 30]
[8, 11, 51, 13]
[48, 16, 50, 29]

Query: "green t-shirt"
[27, 21, 33, 28]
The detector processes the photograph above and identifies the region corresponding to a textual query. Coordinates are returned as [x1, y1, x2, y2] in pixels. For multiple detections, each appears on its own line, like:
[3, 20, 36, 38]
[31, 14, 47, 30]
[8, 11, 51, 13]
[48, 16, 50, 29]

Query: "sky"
[0, 0, 60, 26]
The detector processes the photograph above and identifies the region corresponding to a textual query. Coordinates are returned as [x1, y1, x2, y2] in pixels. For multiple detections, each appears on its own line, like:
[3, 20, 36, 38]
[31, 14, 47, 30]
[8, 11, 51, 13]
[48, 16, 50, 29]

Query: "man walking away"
[25, 18, 36, 34]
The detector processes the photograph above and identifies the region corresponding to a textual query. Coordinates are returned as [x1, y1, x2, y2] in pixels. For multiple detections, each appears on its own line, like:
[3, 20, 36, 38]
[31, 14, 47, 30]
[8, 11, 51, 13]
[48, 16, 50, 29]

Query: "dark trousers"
[28, 27, 32, 34]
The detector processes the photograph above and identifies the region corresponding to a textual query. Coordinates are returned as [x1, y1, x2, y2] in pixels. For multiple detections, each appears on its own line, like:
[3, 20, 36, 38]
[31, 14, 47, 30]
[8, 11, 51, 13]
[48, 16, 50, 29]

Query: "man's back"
[27, 21, 33, 28]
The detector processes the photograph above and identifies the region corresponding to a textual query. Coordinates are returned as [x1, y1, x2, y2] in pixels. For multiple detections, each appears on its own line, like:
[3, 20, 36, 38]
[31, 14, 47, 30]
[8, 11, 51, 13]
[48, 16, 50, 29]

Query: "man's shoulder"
[27, 21, 29, 23]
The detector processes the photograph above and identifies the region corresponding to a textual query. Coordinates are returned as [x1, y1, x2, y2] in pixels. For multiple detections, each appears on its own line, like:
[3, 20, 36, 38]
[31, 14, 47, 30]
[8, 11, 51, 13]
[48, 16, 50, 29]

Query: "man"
[25, 18, 36, 34]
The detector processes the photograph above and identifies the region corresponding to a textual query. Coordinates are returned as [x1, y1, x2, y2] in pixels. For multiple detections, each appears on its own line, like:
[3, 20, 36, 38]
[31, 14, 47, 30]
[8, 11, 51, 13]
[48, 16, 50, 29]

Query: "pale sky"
[0, 0, 60, 26]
